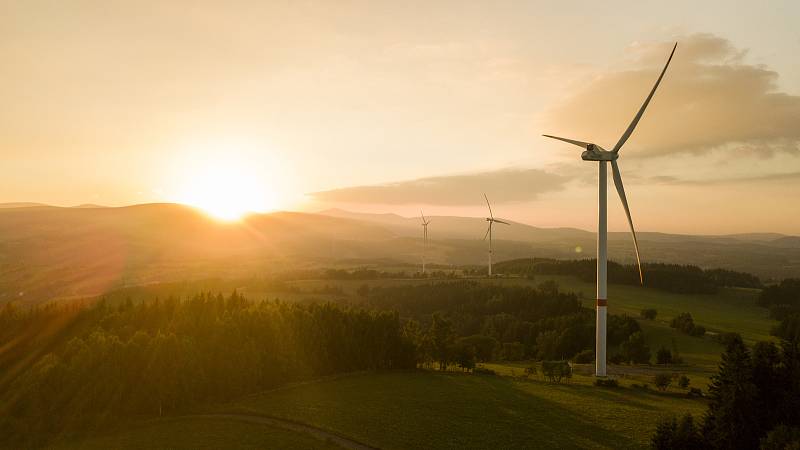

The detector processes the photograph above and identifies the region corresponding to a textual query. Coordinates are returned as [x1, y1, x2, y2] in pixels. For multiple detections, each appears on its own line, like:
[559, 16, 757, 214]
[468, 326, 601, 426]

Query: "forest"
[0, 294, 415, 447]
[360, 281, 641, 363]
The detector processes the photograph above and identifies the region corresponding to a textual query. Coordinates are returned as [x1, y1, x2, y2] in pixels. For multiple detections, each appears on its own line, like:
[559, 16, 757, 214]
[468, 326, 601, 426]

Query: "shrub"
[678, 375, 690, 389]
[572, 349, 594, 364]
[640, 308, 658, 320]
[594, 378, 619, 388]
[670, 312, 706, 337]
[541, 360, 572, 383]
[473, 366, 496, 376]
[524, 365, 537, 377]
[687, 387, 703, 397]
[654, 373, 672, 391]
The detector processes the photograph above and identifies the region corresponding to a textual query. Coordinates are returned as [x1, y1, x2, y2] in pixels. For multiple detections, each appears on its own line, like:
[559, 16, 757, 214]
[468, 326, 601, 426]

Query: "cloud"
[543, 33, 800, 156]
[310, 168, 568, 205]
[650, 170, 800, 186]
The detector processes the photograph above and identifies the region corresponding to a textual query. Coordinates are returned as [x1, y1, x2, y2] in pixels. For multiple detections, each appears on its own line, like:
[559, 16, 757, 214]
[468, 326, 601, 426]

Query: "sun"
[169, 146, 279, 221]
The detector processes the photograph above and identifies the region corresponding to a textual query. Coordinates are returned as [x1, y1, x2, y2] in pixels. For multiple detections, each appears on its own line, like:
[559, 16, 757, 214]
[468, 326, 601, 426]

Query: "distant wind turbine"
[543, 42, 677, 377]
[483, 194, 510, 277]
[420, 210, 431, 274]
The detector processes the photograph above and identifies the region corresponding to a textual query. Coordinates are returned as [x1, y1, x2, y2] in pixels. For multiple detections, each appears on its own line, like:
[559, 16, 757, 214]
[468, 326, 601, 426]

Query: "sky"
[1, 0, 799, 234]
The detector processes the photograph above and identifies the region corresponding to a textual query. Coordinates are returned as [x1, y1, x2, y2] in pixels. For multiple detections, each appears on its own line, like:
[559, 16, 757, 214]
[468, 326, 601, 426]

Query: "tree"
[654, 373, 672, 391]
[670, 312, 705, 337]
[620, 331, 651, 364]
[761, 425, 800, 450]
[652, 414, 704, 450]
[702, 334, 759, 449]
[656, 347, 672, 365]
[501, 342, 525, 361]
[429, 313, 456, 371]
[640, 308, 657, 320]
[453, 343, 475, 372]
[457, 335, 498, 362]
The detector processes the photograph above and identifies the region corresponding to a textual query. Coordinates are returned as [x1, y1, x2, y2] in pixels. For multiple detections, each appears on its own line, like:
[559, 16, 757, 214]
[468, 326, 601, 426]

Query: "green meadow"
[55, 370, 708, 450]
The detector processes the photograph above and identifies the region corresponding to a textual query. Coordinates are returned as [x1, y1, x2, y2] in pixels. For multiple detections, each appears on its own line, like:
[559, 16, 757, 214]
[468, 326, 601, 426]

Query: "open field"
[50, 416, 342, 450]
[215, 370, 706, 449]
[41, 369, 709, 450]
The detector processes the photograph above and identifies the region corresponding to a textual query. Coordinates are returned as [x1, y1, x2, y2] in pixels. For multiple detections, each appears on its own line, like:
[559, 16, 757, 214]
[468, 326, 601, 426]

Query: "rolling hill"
[0, 203, 798, 304]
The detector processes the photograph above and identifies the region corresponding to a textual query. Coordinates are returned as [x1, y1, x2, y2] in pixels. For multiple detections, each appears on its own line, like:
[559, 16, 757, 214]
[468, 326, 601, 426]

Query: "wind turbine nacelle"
[581, 144, 618, 162]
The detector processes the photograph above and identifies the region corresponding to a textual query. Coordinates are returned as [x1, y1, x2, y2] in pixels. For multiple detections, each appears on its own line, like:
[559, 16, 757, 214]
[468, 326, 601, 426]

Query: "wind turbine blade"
[612, 43, 677, 153]
[493, 219, 511, 225]
[483, 224, 490, 240]
[611, 160, 643, 285]
[542, 134, 591, 149]
[484, 193, 493, 219]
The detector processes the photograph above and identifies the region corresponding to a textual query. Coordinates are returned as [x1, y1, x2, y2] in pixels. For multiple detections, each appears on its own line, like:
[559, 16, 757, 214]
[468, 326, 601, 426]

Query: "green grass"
[538, 276, 771, 343]
[49, 416, 341, 450]
[223, 370, 706, 450]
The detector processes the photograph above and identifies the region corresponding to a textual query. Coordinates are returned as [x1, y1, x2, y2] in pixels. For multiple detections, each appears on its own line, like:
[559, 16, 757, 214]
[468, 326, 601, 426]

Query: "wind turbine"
[483, 194, 510, 276]
[543, 42, 677, 377]
[420, 210, 431, 274]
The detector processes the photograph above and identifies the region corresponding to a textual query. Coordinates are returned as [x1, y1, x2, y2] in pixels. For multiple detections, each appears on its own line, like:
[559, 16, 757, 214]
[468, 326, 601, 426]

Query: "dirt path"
[185, 413, 378, 450]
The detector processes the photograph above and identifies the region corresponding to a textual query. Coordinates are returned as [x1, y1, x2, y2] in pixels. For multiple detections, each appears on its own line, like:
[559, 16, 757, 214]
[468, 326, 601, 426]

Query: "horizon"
[2, 200, 797, 238]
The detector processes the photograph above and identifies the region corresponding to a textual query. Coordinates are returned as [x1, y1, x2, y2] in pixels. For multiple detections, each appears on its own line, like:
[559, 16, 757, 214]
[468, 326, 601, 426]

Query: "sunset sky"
[2, 1, 799, 234]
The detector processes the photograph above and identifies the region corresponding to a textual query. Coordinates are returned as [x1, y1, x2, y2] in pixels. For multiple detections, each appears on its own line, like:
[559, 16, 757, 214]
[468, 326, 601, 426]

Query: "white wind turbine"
[543, 43, 677, 377]
[420, 210, 431, 274]
[483, 194, 510, 277]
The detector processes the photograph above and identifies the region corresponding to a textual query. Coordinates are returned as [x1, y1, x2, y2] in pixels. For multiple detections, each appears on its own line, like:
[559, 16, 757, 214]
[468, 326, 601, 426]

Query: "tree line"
[757, 278, 800, 320]
[493, 258, 762, 294]
[360, 280, 640, 363]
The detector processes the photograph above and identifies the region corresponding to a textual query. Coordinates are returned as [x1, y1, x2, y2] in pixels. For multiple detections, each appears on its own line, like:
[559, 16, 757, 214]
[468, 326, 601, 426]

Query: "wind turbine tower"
[420, 210, 430, 274]
[543, 43, 677, 377]
[483, 194, 510, 276]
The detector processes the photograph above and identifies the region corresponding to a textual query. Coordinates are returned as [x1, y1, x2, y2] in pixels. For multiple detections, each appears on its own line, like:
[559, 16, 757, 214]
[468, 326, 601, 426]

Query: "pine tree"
[702, 334, 759, 449]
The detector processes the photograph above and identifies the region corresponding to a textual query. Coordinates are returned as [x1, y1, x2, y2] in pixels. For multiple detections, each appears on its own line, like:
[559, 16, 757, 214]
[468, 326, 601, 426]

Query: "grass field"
[220, 370, 706, 450]
[50, 416, 341, 450]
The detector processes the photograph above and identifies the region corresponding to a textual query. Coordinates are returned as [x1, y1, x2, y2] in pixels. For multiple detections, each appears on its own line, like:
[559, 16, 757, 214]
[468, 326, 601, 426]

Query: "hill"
[1, 203, 798, 304]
